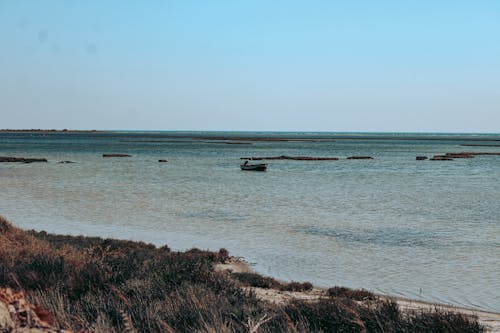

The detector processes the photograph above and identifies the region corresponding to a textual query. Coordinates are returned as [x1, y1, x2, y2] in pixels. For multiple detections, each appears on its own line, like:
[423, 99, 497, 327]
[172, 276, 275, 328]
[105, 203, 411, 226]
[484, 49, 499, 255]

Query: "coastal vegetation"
[0, 216, 486, 332]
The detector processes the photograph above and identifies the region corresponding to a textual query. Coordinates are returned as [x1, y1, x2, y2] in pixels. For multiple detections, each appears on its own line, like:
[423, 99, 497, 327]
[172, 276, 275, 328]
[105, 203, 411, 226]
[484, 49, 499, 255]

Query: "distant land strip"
[2, 130, 500, 142]
[0, 129, 100, 133]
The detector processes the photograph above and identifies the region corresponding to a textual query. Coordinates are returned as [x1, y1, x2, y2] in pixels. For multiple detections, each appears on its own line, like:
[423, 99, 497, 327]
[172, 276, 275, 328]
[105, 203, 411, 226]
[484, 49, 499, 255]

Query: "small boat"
[240, 162, 268, 171]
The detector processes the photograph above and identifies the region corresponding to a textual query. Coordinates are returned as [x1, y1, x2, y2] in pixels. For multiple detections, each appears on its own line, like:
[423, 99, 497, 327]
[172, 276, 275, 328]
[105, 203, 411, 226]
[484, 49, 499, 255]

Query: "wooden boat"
[240, 162, 268, 171]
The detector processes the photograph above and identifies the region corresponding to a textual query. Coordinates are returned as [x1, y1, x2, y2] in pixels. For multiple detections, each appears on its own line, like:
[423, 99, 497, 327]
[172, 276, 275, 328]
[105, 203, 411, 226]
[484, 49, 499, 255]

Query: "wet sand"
[216, 257, 500, 332]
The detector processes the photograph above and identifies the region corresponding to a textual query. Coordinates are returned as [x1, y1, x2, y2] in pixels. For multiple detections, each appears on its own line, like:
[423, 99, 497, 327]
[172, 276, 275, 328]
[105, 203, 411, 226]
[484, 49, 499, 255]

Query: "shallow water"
[1, 131, 499, 311]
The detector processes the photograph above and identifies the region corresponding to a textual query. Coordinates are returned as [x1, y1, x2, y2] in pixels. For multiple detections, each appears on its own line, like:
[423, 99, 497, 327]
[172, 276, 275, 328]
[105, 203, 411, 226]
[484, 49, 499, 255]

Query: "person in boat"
[244, 160, 248, 166]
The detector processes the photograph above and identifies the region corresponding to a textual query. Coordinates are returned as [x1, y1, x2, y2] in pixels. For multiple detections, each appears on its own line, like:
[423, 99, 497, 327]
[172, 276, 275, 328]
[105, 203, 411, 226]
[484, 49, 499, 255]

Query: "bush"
[327, 286, 377, 301]
[280, 281, 314, 292]
[282, 297, 368, 332]
[231, 272, 282, 289]
[408, 310, 485, 333]
[0, 216, 486, 333]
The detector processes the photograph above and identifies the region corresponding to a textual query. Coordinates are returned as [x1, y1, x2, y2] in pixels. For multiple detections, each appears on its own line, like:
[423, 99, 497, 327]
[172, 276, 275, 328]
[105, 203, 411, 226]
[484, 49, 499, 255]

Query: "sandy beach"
[217, 258, 500, 332]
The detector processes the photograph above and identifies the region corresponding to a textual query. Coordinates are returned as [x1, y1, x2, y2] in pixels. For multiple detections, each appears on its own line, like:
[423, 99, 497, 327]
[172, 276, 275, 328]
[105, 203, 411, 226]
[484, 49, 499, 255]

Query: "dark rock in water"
[445, 153, 474, 158]
[468, 152, 500, 155]
[416, 156, 428, 160]
[224, 142, 252, 145]
[0, 156, 48, 163]
[453, 151, 500, 156]
[430, 156, 453, 161]
[158, 159, 168, 163]
[240, 155, 339, 161]
[347, 156, 374, 160]
[102, 154, 131, 157]
[291, 156, 338, 161]
[58, 160, 75, 164]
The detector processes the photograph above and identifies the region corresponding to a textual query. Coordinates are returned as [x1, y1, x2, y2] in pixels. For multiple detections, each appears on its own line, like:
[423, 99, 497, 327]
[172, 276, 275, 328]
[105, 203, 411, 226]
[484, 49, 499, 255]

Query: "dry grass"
[232, 272, 313, 293]
[0, 215, 486, 332]
[327, 286, 377, 301]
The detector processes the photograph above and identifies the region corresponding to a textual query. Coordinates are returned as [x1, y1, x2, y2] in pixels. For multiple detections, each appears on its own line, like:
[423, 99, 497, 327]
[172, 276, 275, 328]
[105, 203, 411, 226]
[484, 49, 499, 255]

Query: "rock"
[445, 153, 474, 158]
[240, 156, 339, 161]
[416, 156, 428, 160]
[102, 154, 131, 157]
[430, 156, 453, 161]
[0, 301, 14, 330]
[0, 288, 66, 332]
[454, 151, 500, 156]
[158, 159, 168, 163]
[470, 152, 500, 155]
[347, 156, 374, 160]
[58, 160, 75, 163]
[0, 156, 48, 163]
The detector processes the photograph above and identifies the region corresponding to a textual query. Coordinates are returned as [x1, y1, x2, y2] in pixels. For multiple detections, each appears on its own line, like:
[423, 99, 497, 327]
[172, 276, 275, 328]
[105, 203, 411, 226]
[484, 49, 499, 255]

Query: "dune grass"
[0, 216, 485, 332]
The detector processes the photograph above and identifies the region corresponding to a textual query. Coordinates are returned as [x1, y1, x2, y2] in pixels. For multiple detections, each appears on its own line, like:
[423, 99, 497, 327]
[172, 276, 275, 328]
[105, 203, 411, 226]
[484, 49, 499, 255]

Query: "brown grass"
[0, 215, 486, 332]
[327, 286, 377, 301]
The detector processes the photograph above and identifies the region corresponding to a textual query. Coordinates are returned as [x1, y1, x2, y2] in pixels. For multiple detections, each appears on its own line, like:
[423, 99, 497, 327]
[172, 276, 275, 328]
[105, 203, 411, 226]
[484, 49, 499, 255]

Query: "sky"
[1, 1, 499, 132]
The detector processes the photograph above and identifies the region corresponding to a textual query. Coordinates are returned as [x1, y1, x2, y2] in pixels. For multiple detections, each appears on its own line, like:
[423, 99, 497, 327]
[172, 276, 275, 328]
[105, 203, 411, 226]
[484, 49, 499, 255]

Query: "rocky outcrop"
[347, 156, 374, 160]
[427, 151, 500, 161]
[0, 301, 14, 331]
[430, 156, 453, 161]
[460, 152, 500, 156]
[58, 161, 75, 164]
[241, 155, 378, 161]
[102, 154, 131, 157]
[241, 155, 339, 161]
[444, 153, 474, 158]
[421, 151, 500, 161]
[0, 156, 47, 163]
[0, 288, 71, 332]
[158, 159, 168, 163]
[416, 156, 428, 160]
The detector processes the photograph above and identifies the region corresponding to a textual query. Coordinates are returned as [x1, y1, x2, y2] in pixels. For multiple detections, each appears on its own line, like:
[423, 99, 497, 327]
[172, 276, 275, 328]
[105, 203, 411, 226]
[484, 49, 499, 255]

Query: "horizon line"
[1, 128, 499, 135]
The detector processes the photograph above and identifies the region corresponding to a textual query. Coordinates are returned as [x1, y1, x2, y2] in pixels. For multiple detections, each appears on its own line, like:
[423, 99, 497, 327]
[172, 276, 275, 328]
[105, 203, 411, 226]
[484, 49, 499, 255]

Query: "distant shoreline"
[0, 129, 101, 133]
[2, 129, 499, 142]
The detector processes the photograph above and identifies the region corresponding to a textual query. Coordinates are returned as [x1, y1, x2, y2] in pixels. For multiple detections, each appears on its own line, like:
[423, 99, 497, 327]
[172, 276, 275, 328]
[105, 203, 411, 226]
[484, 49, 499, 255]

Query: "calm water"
[1, 131, 499, 312]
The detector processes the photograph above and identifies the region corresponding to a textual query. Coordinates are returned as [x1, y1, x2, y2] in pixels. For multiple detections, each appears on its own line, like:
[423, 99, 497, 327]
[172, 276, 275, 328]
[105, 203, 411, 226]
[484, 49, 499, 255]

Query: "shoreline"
[2, 129, 500, 142]
[216, 257, 500, 332]
[4, 216, 499, 317]
[0, 129, 100, 133]
[0, 217, 495, 332]
[390, 297, 500, 333]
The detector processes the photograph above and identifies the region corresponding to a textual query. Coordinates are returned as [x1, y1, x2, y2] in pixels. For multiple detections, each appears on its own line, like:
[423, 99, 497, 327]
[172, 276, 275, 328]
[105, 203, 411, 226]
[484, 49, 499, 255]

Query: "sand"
[216, 258, 500, 332]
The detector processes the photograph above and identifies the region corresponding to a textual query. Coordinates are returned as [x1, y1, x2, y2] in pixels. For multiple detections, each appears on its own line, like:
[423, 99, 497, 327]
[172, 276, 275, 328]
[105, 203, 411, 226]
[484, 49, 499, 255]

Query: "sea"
[0, 131, 499, 312]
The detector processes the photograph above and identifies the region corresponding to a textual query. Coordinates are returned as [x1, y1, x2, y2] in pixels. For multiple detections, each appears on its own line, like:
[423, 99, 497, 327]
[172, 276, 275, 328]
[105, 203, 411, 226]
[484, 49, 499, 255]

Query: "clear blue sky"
[1, 1, 499, 132]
